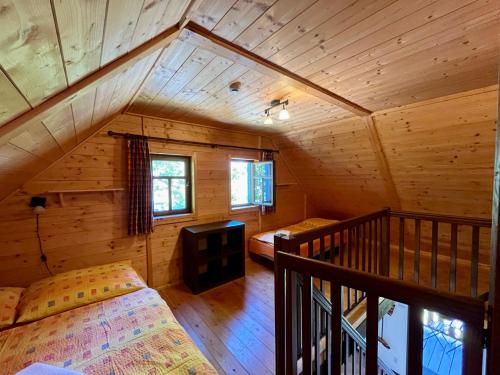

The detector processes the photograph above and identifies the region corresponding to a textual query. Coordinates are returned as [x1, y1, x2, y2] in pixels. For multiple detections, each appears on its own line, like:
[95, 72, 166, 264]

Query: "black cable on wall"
[36, 213, 52, 276]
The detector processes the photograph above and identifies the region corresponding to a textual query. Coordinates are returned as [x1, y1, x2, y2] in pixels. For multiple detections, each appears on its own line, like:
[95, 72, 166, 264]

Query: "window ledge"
[154, 213, 196, 226]
[230, 205, 259, 214]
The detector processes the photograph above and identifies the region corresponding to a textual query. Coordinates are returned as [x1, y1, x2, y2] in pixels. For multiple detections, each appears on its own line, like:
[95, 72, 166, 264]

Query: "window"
[231, 160, 253, 207]
[151, 155, 192, 217]
[230, 159, 274, 208]
[253, 161, 273, 206]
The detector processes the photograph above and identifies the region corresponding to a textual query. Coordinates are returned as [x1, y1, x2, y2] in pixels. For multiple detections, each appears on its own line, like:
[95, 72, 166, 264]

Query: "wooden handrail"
[287, 208, 389, 244]
[389, 210, 491, 227]
[277, 252, 484, 326]
[275, 207, 491, 296]
[275, 208, 490, 374]
[276, 251, 486, 374]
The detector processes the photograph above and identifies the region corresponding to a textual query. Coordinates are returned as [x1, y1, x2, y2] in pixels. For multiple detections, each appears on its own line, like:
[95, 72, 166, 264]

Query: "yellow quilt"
[0, 288, 216, 375]
[17, 260, 147, 323]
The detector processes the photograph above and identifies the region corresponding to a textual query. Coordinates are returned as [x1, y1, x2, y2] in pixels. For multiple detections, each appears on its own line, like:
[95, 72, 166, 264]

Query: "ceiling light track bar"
[107, 131, 279, 153]
[265, 99, 288, 115]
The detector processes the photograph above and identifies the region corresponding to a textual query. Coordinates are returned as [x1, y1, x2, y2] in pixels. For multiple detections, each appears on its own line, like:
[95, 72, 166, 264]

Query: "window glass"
[252, 161, 273, 206]
[230, 159, 274, 207]
[171, 179, 187, 210]
[422, 309, 464, 375]
[152, 160, 185, 177]
[262, 178, 273, 204]
[153, 179, 170, 213]
[231, 160, 252, 207]
[254, 161, 272, 178]
[151, 155, 191, 216]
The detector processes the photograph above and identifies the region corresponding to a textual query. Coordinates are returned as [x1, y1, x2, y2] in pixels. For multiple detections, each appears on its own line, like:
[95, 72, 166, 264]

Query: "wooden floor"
[160, 259, 276, 374]
[160, 253, 489, 374]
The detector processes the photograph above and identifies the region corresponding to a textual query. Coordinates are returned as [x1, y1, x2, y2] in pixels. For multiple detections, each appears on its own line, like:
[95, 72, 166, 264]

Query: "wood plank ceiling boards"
[128, 0, 499, 132]
[0, 0, 498, 207]
[0, 0, 191, 199]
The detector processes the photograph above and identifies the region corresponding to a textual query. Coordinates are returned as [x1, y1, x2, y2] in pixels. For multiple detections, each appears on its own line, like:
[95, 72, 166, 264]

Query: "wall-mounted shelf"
[46, 188, 125, 207]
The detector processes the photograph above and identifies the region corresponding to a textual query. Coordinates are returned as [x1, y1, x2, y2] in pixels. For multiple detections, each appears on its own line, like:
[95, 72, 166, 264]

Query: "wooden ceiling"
[0, 0, 189, 198]
[0, 0, 189, 123]
[277, 85, 498, 221]
[0, 0, 498, 200]
[1, 0, 498, 132]
[129, 0, 500, 129]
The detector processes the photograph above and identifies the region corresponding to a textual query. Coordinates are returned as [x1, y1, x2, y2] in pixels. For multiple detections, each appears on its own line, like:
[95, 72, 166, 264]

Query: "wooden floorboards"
[160, 253, 489, 374]
[160, 259, 276, 374]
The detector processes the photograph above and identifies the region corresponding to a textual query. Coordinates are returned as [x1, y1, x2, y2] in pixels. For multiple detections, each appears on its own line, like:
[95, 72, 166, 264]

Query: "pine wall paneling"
[0, 114, 306, 288]
[1, 0, 498, 208]
[142, 116, 306, 287]
[276, 85, 498, 292]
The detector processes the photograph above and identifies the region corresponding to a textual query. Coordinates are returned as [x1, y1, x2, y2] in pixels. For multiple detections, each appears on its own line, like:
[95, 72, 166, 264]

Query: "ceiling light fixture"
[264, 112, 273, 125]
[263, 99, 290, 124]
[229, 81, 241, 93]
[279, 103, 290, 120]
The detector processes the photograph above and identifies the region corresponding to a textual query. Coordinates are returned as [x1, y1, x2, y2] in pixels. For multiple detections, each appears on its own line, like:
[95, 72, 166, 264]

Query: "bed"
[0, 262, 216, 375]
[249, 218, 346, 261]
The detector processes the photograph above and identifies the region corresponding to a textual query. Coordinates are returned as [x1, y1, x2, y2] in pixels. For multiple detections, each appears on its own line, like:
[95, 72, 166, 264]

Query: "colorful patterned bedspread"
[0, 288, 217, 375]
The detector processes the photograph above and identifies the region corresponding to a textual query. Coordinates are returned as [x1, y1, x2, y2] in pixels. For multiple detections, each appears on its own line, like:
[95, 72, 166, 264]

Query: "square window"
[151, 155, 192, 217]
[230, 159, 274, 208]
[230, 160, 252, 208]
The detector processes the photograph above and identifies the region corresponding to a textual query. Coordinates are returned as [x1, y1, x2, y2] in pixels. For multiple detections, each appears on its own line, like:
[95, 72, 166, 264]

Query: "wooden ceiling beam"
[364, 116, 401, 210]
[182, 21, 372, 117]
[0, 24, 181, 145]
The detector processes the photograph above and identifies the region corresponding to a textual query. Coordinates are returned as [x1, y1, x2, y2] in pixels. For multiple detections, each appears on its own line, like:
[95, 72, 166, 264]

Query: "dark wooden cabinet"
[182, 220, 245, 294]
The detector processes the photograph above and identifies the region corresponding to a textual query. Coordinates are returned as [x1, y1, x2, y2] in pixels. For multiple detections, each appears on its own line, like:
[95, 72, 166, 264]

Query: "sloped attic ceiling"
[0, 0, 499, 203]
[128, 0, 500, 129]
[0, 0, 190, 199]
[276, 86, 498, 218]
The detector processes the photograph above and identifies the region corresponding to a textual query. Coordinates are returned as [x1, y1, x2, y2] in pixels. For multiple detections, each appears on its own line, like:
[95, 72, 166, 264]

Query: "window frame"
[230, 158, 274, 210]
[252, 160, 274, 206]
[151, 154, 192, 217]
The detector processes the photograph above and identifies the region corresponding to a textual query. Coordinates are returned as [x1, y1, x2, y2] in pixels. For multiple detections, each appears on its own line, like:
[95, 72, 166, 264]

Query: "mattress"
[0, 288, 216, 375]
[250, 218, 346, 260]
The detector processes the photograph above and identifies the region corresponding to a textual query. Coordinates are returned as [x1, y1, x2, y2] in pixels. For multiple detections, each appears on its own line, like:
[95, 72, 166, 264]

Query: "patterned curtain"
[127, 135, 153, 235]
[261, 150, 276, 215]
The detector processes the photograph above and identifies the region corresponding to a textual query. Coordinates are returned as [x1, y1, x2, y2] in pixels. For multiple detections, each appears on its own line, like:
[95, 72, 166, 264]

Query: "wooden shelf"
[182, 220, 245, 294]
[47, 188, 125, 207]
[276, 182, 298, 186]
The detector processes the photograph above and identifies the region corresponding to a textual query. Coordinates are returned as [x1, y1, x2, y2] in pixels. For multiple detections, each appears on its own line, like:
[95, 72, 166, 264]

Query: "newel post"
[274, 234, 286, 374]
[274, 233, 298, 374]
[487, 73, 500, 374]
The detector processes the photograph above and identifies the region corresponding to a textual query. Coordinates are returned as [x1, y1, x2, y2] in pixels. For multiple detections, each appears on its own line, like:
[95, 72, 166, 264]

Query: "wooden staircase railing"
[300, 277, 395, 374]
[275, 208, 492, 298]
[389, 210, 491, 296]
[275, 252, 486, 375]
[274, 208, 491, 374]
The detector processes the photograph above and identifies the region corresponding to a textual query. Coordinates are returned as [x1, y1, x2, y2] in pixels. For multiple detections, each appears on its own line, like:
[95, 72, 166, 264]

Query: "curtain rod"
[107, 131, 279, 153]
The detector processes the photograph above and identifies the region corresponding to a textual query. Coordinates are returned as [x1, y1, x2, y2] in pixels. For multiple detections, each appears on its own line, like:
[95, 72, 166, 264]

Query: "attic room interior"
[0, 0, 499, 374]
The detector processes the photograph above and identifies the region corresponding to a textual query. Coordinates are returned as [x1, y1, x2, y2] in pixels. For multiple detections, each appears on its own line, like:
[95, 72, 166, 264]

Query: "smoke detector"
[229, 81, 241, 93]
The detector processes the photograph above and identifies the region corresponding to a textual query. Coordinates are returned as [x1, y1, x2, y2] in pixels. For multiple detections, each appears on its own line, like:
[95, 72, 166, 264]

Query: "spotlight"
[278, 104, 290, 120]
[30, 196, 47, 214]
[263, 99, 290, 122]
